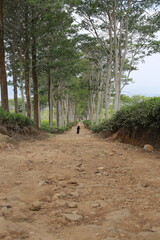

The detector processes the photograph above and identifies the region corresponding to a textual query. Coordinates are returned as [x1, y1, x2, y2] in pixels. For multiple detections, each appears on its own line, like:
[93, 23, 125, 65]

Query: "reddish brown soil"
[0, 124, 160, 240]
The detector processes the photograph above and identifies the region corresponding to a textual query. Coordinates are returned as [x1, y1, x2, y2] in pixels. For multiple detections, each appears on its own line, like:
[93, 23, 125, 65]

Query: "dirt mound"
[111, 127, 160, 149]
[0, 133, 17, 150]
[0, 124, 46, 142]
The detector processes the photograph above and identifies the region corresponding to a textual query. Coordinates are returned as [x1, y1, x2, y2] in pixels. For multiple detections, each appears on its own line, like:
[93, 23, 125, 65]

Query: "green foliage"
[0, 107, 34, 128]
[120, 95, 151, 107]
[83, 120, 92, 128]
[92, 98, 160, 133]
[40, 120, 76, 134]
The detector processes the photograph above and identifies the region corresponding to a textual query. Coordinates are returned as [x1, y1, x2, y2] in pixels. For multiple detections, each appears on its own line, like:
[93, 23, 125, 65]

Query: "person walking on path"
[76, 125, 80, 134]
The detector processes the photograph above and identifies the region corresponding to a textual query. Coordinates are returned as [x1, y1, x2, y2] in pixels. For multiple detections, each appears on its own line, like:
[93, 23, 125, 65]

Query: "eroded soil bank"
[0, 124, 160, 240]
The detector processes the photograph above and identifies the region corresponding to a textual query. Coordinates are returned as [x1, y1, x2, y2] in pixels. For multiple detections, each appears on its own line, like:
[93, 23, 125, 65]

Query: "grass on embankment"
[0, 107, 76, 137]
[40, 120, 77, 134]
[84, 98, 160, 148]
[0, 107, 34, 134]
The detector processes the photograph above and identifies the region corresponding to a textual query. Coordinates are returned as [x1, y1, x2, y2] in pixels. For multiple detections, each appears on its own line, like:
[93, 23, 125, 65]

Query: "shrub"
[83, 120, 92, 128]
[0, 107, 34, 128]
[40, 120, 76, 134]
[91, 97, 160, 134]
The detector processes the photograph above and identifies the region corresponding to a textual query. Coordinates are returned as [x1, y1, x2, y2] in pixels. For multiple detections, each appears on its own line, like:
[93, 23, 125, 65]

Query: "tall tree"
[0, 0, 8, 111]
[69, 0, 160, 115]
[31, 8, 39, 128]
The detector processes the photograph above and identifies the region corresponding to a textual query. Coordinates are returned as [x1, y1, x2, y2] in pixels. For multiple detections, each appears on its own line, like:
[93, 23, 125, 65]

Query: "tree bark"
[113, 2, 120, 112]
[13, 67, 18, 113]
[0, 0, 9, 111]
[48, 68, 53, 128]
[105, 9, 113, 118]
[56, 100, 60, 127]
[19, 48, 26, 115]
[32, 12, 39, 128]
[25, 5, 31, 118]
[11, 43, 18, 113]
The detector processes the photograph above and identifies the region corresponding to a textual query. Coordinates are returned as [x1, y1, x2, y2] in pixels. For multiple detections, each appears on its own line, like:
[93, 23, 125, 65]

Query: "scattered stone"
[53, 192, 66, 199]
[152, 226, 160, 232]
[76, 163, 82, 168]
[56, 200, 66, 207]
[69, 191, 79, 197]
[144, 144, 154, 152]
[0, 217, 8, 238]
[60, 183, 68, 188]
[141, 182, 150, 188]
[38, 181, 47, 186]
[97, 173, 102, 176]
[67, 202, 78, 208]
[40, 196, 52, 203]
[7, 195, 19, 201]
[108, 152, 114, 156]
[67, 181, 79, 186]
[98, 166, 105, 170]
[29, 201, 41, 211]
[64, 213, 83, 222]
[105, 208, 131, 222]
[91, 202, 101, 208]
[1, 207, 12, 217]
[75, 167, 85, 172]
[15, 181, 22, 185]
[0, 133, 16, 145]
[78, 168, 85, 172]
[0, 195, 7, 201]
[103, 172, 109, 176]
[12, 211, 29, 221]
[4, 237, 12, 240]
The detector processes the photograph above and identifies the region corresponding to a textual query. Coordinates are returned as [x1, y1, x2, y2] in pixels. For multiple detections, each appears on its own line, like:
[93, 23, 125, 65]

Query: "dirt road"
[0, 124, 160, 240]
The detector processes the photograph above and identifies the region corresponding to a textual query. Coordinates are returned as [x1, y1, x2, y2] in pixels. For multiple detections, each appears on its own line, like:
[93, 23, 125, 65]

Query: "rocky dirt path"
[0, 124, 160, 240]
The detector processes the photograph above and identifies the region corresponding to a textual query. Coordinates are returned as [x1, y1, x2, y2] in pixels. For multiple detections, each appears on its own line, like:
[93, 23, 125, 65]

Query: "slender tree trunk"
[32, 13, 39, 128]
[61, 100, 65, 127]
[114, 1, 129, 113]
[11, 44, 18, 113]
[113, 2, 120, 112]
[67, 100, 75, 123]
[19, 48, 26, 115]
[0, 0, 9, 111]
[96, 77, 103, 124]
[38, 101, 41, 127]
[25, 6, 31, 118]
[48, 68, 53, 128]
[64, 96, 68, 126]
[13, 69, 18, 113]
[56, 100, 60, 127]
[105, 10, 113, 118]
[59, 101, 63, 127]
[114, 47, 120, 112]
[105, 52, 113, 118]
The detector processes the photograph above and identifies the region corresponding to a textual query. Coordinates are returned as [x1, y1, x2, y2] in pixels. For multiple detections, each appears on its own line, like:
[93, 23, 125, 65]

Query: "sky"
[122, 53, 160, 97]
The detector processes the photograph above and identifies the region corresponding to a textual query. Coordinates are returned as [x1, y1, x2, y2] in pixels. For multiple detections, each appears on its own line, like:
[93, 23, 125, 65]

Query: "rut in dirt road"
[0, 124, 160, 240]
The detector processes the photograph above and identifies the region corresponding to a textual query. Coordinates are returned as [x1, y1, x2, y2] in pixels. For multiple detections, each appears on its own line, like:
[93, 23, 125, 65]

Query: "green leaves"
[0, 107, 34, 128]
[91, 97, 160, 134]
[40, 120, 76, 133]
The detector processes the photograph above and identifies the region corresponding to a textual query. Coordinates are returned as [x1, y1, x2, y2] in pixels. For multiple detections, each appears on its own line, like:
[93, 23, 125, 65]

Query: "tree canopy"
[0, 0, 159, 127]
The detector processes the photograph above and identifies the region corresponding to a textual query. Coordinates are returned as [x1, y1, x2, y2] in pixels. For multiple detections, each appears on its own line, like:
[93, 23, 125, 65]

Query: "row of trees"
[0, 0, 159, 127]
